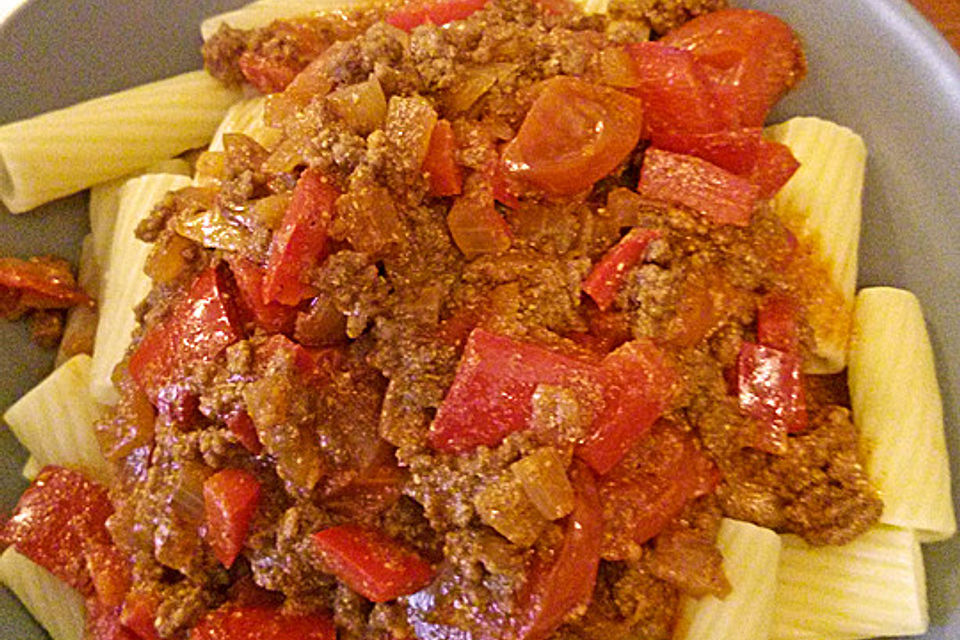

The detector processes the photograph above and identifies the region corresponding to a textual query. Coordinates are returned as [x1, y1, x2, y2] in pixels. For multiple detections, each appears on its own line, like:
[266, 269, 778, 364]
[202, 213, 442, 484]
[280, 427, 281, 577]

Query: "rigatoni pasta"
[0, 548, 86, 640]
[200, 0, 374, 40]
[0, 71, 240, 213]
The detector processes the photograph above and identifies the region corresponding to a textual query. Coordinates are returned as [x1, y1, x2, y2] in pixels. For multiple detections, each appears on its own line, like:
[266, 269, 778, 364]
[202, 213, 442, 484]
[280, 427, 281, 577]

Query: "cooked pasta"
[0, 548, 86, 640]
[200, 0, 374, 39]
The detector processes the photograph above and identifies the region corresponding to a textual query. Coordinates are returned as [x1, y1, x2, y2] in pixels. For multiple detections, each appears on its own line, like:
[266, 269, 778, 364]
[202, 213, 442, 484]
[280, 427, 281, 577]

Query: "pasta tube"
[0, 548, 86, 640]
[209, 96, 280, 152]
[90, 173, 192, 404]
[201, 0, 375, 40]
[675, 519, 781, 640]
[0, 71, 240, 213]
[764, 117, 866, 374]
[772, 525, 928, 640]
[21, 456, 41, 482]
[848, 287, 956, 541]
[2, 355, 110, 484]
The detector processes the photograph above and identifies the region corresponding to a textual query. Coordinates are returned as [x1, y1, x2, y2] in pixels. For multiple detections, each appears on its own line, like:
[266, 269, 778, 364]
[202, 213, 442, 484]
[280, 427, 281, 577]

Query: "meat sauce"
[69, 1, 882, 638]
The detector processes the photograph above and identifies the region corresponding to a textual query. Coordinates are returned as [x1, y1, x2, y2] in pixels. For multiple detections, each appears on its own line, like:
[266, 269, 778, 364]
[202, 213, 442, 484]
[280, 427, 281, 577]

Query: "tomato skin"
[386, 0, 489, 31]
[501, 76, 644, 197]
[514, 462, 602, 640]
[582, 228, 661, 312]
[737, 341, 808, 454]
[262, 168, 339, 306]
[750, 138, 800, 198]
[423, 118, 463, 197]
[203, 469, 262, 569]
[227, 256, 297, 335]
[189, 606, 336, 640]
[312, 524, 436, 602]
[638, 148, 759, 225]
[660, 8, 806, 126]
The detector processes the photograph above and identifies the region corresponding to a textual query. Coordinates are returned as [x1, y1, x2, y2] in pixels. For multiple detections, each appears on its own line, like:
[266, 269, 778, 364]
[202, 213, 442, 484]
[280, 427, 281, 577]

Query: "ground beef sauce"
[95, 1, 882, 638]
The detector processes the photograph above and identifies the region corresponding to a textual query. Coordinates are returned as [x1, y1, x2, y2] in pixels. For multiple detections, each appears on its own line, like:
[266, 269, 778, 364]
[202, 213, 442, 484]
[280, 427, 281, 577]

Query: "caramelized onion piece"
[511, 447, 575, 521]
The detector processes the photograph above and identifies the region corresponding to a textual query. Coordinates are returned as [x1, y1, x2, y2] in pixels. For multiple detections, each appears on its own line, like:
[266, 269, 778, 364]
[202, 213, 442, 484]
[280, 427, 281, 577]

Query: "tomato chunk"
[598, 421, 719, 560]
[514, 462, 602, 640]
[190, 605, 336, 640]
[224, 410, 263, 455]
[227, 256, 297, 335]
[85, 540, 132, 609]
[0, 466, 113, 596]
[120, 590, 162, 640]
[501, 76, 644, 196]
[638, 148, 759, 225]
[660, 8, 806, 126]
[422, 119, 463, 197]
[737, 341, 808, 454]
[128, 265, 243, 403]
[757, 292, 801, 353]
[428, 328, 603, 454]
[203, 469, 262, 569]
[86, 597, 140, 640]
[750, 138, 800, 198]
[312, 524, 436, 602]
[577, 339, 677, 475]
[582, 228, 661, 312]
[649, 127, 764, 175]
[386, 0, 489, 31]
[262, 168, 339, 306]
[0, 256, 91, 312]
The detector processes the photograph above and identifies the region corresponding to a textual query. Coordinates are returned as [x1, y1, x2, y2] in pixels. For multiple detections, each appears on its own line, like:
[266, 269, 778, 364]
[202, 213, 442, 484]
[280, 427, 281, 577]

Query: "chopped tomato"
[262, 168, 339, 306]
[650, 127, 764, 175]
[660, 8, 806, 126]
[576, 339, 678, 475]
[598, 421, 720, 560]
[428, 328, 603, 454]
[500, 76, 644, 196]
[203, 469, 262, 569]
[128, 265, 243, 403]
[120, 590, 162, 640]
[224, 410, 263, 455]
[254, 333, 342, 384]
[386, 0, 489, 31]
[226, 256, 297, 335]
[737, 341, 808, 454]
[190, 605, 336, 640]
[638, 147, 759, 225]
[0, 466, 113, 596]
[422, 118, 463, 197]
[0, 256, 90, 313]
[238, 21, 326, 94]
[513, 462, 602, 640]
[750, 138, 800, 198]
[312, 524, 435, 602]
[625, 41, 734, 137]
[581, 228, 661, 312]
[239, 52, 302, 95]
[85, 540, 132, 609]
[86, 597, 140, 640]
[757, 292, 801, 353]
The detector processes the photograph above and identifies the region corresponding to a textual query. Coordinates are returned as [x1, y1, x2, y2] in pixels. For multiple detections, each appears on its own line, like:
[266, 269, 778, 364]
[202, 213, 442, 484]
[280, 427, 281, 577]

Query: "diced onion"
[326, 77, 388, 135]
[511, 447, 575, 520]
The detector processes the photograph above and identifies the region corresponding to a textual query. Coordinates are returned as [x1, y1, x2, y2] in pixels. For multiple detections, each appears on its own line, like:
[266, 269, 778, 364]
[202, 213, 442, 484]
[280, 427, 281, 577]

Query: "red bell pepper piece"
[203, 469, 262, 569]
[513, 462, 602, 640]
[227, 256, 297, 335]
[650, 127, 764, 175]
[638, 148, 759, 226]
[0, 466, 113, 596]
[428, 328, 603, 454]
[85, 541, 132, 609]
[311, 524, 436, 602]
[581, 228, 661, 312]
[737, 341, 808, 454]
[598, 421, 720, 560]
[0, 256, 91, 311]
[189, 605, 336, 640]
[262, 168, 339, 306]
[224, 410, 263, 455]
[576, 339, 677, 475]
[386, 0, 489, 31]
[757, 292, 801, 353]
[750, 138, 800, 198]
[625, 41, 736, 139]
[128, 265, 243, 403]
[120, 590, 162, 640]
[422, 119, 463, 197]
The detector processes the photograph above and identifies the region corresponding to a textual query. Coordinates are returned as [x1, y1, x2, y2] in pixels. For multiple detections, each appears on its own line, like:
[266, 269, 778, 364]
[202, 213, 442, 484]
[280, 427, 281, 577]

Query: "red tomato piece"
[422, 119, 463, 197]
[120, 590, 162, 640]
[737, 341, 808, 454]
[225, 410, 263, 455]
[513, 462, 602, 640]
[0, 256, 91, 310]
[86, 597, 140, 640]
[237, 21, 325, 94]
[638, 147, 759, 225]
[262, 168, 339, 306]
[660, 8, 806, 126]
[650, 127, 764, 175]
[238, 52, 301, 95]
[203, 469, 262, 569]
[386, 0, 489, 31]
[190, 606, 336, 640]
[577, 340, 678, 475]
[598, 421, 720, 560]
[581, 228, 661, 312]
[750, 138, 800, 198]
[85, 541, 132, 609]
[312, 524, 435, 602]
[625, 41, 736, 138]
[128, 265, 243, 403]
[0, 466, 113, 596]
[500, 76, 644, 196]
[227, 256, 297, 335]
[428, 328, 603, 454]
[757, 292, 801, 353]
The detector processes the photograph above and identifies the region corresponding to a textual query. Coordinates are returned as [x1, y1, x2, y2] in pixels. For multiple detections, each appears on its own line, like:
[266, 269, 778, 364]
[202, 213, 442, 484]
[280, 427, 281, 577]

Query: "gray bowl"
[1, 0, 957, 638]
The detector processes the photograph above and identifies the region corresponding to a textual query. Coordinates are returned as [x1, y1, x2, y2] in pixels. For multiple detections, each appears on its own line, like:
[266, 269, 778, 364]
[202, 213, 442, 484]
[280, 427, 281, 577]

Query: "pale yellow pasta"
[201, 0, 375, 40]
[765, 117, 866, 374]
[209, 96, 282, 152]
[0, 71, 240, 213]
[675, 519, 781, 640]
[3, 355, 110, 484]
[90, 173, 192, 405]
[848, 287, 956, 542]
[0, 548, 86, 640]
[773, 525, 928, 640]
[21, 456, 41, 482]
